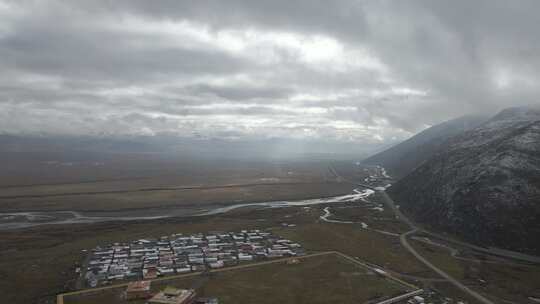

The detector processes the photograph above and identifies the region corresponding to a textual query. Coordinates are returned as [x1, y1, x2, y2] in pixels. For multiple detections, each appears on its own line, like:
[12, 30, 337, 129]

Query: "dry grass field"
[0, 154, 355, 212]
[4, 154, 537, 304]
[0, 201, 420, 304]
[63, 253, 408, 304]
[410, 238, 540, 304]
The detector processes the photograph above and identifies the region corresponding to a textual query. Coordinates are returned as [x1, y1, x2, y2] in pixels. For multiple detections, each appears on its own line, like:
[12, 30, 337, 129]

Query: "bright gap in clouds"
[114, 16, 387, 73]
[9, 1, 537, 147]
[48, 14, 411, 143]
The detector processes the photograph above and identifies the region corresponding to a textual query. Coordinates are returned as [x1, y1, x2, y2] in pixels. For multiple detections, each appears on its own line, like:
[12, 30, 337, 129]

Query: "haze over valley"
[1, 1, 540, 304]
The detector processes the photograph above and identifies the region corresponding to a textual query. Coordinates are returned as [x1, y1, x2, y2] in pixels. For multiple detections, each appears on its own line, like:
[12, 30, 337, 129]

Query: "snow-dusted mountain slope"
[363, 115, 487, 178]
[388, 106, 540, 254]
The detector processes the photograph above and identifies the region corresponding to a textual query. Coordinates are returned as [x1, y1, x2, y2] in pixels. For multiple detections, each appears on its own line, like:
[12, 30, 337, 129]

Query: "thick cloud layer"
[0, 0, 539, 146]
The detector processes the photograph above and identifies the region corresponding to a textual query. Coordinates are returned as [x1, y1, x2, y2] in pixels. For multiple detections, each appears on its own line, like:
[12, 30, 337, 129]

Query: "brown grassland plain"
[410, 239, 540, 304]
[63, 253, 407, 304]
[0, 203, 426, 304]
[0, 158, 354, 212]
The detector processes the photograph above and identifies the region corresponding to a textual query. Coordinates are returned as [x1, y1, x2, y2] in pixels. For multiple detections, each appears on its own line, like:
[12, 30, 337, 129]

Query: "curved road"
[329, 165, 495, 304]
[333, 164, 540, 264]
[379, 191, 495, 304]
[380, 191, 495, 304]
[401, 229, 495, 304]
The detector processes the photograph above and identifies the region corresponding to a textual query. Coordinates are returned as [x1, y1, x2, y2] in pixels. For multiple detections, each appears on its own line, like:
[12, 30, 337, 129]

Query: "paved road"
[420, 229, 540, 264]
[328, 165, 376, 190]
[333, 251, 418, 290]
[380, 190, 540, 265]
[401, 229, 495, 304]
[380, 191, 495, 304]
[57, 251, 336, 304]
[389, 270, 448, 283]
[358, 166, 540, 265]
[58, 251, 420, 304]
[329, 165, 495, 304]
[378, 191, 414, 229]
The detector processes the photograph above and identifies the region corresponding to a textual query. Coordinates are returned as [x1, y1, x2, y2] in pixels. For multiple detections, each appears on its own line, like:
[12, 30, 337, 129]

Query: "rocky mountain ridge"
[363, 115, 487, 178]
[388, 106, 540, 254]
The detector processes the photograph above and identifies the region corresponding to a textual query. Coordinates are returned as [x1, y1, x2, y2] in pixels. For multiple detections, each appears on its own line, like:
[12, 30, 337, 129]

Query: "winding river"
[0, 188, 375, 230]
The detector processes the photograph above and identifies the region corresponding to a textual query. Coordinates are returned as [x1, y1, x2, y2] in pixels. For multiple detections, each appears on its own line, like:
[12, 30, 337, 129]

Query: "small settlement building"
[148, 287, 196, 304]
[125, 280, 151, 300]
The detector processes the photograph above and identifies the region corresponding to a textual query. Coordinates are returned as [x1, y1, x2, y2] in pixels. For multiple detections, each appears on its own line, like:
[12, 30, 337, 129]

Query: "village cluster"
[84, 229, 305, 287]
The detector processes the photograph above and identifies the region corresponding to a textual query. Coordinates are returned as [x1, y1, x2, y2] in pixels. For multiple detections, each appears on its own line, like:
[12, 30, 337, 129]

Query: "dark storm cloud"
[0, 0, 539, 144]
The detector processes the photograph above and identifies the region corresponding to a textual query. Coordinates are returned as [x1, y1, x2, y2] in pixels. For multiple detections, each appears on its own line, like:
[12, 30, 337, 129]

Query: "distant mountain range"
[375, 106, 540, 254]
[0, 133, 377, 161]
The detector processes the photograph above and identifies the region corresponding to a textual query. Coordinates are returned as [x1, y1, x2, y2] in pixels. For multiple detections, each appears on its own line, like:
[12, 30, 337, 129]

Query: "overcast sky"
[1, 1, 539, 146]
